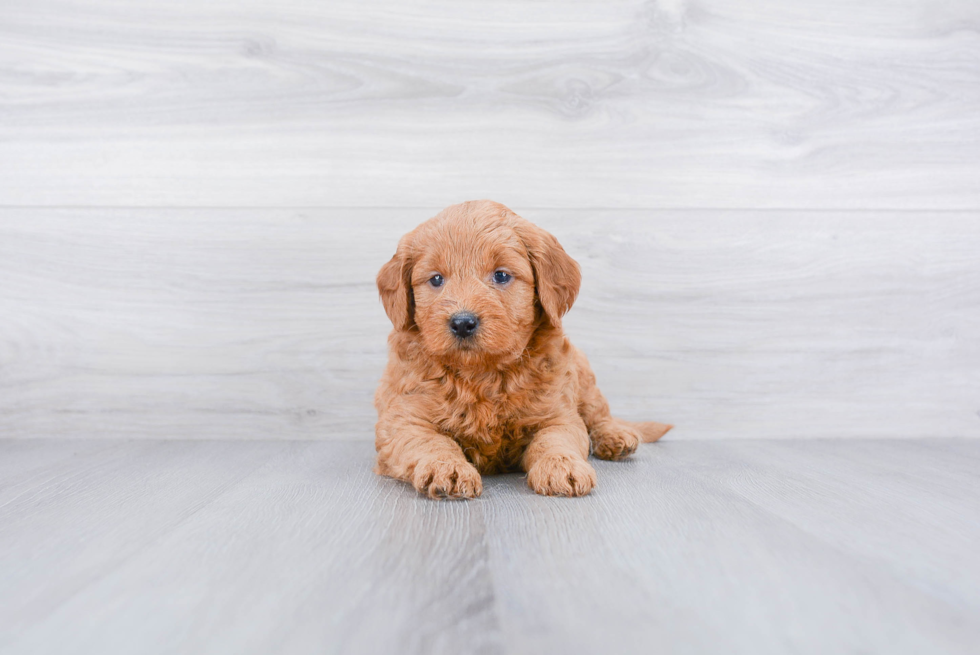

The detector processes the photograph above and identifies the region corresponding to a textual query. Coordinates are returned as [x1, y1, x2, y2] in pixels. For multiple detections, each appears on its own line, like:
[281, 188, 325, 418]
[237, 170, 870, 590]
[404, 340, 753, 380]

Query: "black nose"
[449, 312, 479, 338]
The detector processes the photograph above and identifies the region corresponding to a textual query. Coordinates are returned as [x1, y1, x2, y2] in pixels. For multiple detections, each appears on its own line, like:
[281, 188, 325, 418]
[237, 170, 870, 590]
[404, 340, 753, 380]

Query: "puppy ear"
[377, 237, 415, 330]
[516, 220, 581, 330]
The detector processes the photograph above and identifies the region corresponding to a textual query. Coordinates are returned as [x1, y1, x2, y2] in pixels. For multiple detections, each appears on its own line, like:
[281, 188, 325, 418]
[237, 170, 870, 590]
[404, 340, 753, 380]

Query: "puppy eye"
[493, 270, 512, 285]
[429, 274, 444, 288]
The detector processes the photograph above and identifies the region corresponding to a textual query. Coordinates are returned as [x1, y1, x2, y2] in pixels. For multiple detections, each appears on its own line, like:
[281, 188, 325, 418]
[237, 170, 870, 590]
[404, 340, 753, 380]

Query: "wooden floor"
[1, 438, 978, 655]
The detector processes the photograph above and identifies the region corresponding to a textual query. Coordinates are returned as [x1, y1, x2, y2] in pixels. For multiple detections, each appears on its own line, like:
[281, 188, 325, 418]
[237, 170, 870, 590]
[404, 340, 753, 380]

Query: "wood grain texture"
[1, 208, 977, 440]
[1, 438, 978, 654]
[484, 438, 980, 655]
[0, 440, 288, 639]
[1, 0, 979, 208]
[2, 440, 500, 655]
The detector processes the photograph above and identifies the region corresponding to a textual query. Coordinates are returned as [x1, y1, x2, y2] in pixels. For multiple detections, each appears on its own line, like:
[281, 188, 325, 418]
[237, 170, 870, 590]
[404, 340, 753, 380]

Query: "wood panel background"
[1, 209, 977, 440]
[1, 0, 978, 440]
[2, 0, 980, 208]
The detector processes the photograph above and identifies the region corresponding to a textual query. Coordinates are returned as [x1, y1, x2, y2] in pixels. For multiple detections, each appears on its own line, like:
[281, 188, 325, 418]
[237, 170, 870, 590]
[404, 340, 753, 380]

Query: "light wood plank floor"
[1, 438, 978, 654]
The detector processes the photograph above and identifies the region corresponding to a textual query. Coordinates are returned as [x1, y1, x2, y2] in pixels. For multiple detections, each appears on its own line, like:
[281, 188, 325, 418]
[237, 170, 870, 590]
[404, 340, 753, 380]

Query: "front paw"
[590, 420, 641, 461]
[412, 459, 483, 500]
[526, 455, 597, 497]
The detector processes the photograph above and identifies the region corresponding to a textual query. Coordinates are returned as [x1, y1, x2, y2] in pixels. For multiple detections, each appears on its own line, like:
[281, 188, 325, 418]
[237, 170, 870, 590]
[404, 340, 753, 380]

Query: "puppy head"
[377, 200, 580, 367]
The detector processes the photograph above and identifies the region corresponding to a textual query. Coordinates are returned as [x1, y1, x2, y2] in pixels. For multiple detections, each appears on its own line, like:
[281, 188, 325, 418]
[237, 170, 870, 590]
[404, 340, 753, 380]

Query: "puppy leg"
[376, 415, 482, 500]
[575, 350, 672, 460]
[522, 421, 597, 497]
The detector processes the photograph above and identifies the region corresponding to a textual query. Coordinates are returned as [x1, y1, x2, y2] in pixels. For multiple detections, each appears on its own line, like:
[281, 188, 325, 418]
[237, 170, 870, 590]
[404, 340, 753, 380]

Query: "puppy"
[374, 200, 672, 499]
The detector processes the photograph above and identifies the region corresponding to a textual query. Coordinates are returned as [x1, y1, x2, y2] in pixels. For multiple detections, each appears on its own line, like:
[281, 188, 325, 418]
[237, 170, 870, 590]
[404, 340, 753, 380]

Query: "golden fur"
[374, 200, 672, 498]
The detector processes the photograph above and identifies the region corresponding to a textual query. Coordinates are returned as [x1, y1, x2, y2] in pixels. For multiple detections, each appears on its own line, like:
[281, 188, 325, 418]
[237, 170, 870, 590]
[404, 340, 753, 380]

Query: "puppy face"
[378, 201, 581, 368]
[410, 220, 537, 365]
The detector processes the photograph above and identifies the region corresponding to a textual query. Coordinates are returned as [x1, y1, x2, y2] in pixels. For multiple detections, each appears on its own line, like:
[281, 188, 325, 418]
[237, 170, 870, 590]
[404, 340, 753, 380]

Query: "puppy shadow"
[373, 449, 656, 501]
[482, 472, 531, 497]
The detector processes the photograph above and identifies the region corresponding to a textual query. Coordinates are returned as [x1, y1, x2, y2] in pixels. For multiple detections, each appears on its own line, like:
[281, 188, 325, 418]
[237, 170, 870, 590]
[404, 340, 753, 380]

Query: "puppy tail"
[632, 421, 674, 443]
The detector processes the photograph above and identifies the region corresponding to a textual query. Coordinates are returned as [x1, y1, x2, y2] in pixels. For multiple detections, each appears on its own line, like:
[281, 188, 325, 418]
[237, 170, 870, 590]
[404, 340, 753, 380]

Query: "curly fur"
[374, 200, 672, 499]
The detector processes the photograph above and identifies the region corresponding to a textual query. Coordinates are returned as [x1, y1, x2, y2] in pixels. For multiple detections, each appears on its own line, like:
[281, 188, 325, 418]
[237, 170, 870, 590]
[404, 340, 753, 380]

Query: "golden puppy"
[374, 200, 672, 499]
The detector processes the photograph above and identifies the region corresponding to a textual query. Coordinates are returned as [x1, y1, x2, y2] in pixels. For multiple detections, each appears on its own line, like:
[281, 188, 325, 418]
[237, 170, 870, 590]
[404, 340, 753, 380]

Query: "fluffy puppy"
[374, 200, 672, 499]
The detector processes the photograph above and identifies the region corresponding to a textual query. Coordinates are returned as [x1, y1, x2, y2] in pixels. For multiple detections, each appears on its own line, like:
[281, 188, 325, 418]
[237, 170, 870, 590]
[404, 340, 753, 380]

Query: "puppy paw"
[590, 419, 641, 461]
[412, 459, 483, 500]
[526, 455, 597, 497]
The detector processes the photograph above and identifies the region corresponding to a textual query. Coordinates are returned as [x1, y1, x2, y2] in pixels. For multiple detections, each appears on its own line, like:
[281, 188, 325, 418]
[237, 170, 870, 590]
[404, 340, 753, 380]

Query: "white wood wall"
[1, 0, 978, 440]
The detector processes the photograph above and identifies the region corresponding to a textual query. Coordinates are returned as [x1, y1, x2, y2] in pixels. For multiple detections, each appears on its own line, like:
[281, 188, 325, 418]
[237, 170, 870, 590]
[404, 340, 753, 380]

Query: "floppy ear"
[516, 220, 581, 330]
[377, 237, 415, 330]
